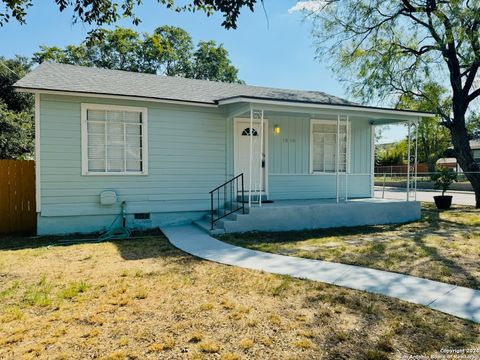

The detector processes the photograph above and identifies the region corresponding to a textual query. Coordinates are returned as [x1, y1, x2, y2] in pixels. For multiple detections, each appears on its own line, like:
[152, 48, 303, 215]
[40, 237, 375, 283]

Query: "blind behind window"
[87, 109, 143, 173]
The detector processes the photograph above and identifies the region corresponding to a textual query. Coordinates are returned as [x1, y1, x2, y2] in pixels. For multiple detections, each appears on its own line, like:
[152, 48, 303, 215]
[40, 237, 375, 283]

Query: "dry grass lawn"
[0, 231, 479, 359]
[220, 204, 480, 289]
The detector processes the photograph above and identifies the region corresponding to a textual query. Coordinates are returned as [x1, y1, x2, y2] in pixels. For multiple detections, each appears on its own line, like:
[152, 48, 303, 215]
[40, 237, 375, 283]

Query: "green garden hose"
[97, 201, 131, 241]
[50, 202, 131, 246]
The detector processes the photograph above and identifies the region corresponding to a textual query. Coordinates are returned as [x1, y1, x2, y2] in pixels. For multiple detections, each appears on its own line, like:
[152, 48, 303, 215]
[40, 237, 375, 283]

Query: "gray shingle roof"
[15, 62, 354, 106]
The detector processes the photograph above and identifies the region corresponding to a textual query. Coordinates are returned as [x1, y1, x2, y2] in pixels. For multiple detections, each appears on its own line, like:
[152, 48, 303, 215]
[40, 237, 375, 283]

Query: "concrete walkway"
[162, 224, 480, 323]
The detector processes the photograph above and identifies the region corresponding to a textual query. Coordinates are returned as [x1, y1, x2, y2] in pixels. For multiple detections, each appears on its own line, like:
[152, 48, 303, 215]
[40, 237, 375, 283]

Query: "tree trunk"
[449, 114, 480, 208]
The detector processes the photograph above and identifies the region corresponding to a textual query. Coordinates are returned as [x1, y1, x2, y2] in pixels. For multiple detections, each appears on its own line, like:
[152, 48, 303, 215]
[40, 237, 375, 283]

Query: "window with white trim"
[82, 104, 148, 175]
[311, 120, 348, 173]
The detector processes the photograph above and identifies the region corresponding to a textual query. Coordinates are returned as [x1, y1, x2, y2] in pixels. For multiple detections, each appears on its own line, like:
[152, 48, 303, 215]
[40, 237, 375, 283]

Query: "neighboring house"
[15, 63, 432, 235]
[436, 140, 480, 171]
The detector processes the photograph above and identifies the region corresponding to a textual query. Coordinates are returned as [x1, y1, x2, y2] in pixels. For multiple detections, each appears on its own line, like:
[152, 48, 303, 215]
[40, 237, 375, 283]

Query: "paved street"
[374, 186, 476, 206]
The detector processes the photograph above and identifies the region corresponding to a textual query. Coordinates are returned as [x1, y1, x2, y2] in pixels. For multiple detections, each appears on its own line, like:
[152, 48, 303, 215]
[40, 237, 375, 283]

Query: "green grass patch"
[58, 281, 88, 301]
[23, 275, 54, 307]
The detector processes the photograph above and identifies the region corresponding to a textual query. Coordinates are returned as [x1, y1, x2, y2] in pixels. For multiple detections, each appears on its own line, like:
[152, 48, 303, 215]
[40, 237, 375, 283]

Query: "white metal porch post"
[248, 106, 253, 207]
[345, 116, 349, 201]
[336, 115, 340, 203]
[414, 118, 419, 201]
[371, 122, 375, 198]
[406, 120, 411, 201]
[259, 109, 264, 207]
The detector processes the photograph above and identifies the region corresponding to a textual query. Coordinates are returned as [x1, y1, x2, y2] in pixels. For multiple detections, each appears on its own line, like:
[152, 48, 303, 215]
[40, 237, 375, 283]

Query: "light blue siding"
[38, 94, 374, 234]
[269, 174, 371, 200]
[268, 114, 311, 174]
[39, 94, 228, 233]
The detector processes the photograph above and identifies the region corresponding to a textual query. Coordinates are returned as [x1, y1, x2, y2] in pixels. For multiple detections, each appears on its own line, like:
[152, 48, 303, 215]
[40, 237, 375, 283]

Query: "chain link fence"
[374, 171, 477, 192]
[373, 170, 478, 206]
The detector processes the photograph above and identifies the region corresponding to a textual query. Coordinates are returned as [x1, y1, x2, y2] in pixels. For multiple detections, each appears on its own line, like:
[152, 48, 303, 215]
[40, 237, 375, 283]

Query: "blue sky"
[0, 0, 403, 142]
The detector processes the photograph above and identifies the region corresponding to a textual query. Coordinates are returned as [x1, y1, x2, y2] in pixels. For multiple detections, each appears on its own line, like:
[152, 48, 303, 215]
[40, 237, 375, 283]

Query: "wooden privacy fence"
[0, 160, 36, 234]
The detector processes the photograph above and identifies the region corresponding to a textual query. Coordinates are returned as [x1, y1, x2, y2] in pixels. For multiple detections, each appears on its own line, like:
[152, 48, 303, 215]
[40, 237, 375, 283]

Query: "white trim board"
[35, 93, 41, 213]
[218, 97, 435, 120]
[371, 124, 375, 198]
[81, 103, 149, 176]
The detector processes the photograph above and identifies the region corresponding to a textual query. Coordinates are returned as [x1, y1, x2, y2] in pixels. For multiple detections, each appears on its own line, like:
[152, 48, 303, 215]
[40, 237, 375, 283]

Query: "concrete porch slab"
[223, 199, 421, 233]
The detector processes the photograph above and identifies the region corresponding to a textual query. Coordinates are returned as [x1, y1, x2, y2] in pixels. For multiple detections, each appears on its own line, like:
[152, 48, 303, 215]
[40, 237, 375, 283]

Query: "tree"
[190, 40, 243, 83]
[34, 28, 150, 72]
[467, 112, 480, 139]
[151, 26, 193, 76]
[0, 102, 34, 159]
[33, 26, 243, 83]
[0, 56, 33, 112]
[376, 140, 408, 166]
[0, 0, 258, 38]
[0, 56, 34, 159]
[397, 83, 451, 171]
[295, 1, 480, 207]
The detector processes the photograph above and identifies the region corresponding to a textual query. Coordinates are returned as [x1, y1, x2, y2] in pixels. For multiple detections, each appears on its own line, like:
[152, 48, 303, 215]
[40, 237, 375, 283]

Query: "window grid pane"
[312, 123, 348, 173]
[86, 109, 143, 173]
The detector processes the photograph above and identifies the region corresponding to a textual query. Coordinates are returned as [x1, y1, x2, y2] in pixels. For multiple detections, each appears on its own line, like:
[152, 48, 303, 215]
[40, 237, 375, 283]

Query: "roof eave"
[14, 87, 219, 108]
[217, 96, 436, 120]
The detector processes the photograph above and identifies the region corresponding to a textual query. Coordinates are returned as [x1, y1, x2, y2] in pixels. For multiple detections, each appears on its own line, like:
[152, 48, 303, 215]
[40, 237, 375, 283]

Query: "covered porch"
[221, 98, 426, 203]
[203, 98, 430, 233]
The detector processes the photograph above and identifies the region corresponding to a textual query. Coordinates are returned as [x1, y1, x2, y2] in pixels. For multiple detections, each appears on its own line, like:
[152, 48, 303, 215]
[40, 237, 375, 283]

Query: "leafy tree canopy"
[0, 56, 34, 159]
[191, 40, 242, 82]
[467, 112, 480, 139]
[0, 102, 34, 159]
[33, 26, 243, 83]
[397, 82, 451, 170]
[376, 140, 408, 166]
[0, 55, 33, 112]
[0, 0, 258, 38]
[295, 0, 480, 206]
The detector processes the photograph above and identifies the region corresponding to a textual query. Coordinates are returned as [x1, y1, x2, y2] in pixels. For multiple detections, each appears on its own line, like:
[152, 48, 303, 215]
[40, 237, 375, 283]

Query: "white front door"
[234, 120, 266, 193]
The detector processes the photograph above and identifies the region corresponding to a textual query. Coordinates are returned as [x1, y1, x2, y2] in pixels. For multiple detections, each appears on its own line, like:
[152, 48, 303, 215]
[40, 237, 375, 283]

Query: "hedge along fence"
[0, 160, 36, 234]
[375, 164, 429, 174]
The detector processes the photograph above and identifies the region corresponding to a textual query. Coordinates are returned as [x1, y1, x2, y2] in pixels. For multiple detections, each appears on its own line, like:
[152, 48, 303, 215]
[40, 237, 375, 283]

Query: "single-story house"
[15, 63, 432, 235]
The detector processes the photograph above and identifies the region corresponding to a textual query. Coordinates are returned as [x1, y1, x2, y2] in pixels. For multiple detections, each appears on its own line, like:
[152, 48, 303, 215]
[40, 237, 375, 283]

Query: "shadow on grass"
[218, 222, 408, 247]
[411, 209, 480, 289]
[0, 228, 193, 263]
[112, 230, 198, 262]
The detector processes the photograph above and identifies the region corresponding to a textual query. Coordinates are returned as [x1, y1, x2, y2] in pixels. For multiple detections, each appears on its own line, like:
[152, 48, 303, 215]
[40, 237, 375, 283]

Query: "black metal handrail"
[209, 174, 245, 230]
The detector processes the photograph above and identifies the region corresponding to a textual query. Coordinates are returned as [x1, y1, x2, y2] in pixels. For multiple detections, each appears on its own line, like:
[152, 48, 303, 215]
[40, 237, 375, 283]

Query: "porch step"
[235, 194, 268, 203]
[195, 208, 251, 235]
[216, 204, 250, 215]
[205, 211, 248, 222]
[193, 219, 225, 235]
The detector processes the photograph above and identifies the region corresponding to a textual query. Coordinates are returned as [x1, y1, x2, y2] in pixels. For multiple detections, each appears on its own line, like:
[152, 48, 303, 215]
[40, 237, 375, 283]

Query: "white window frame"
[309, 119, 350, 174]
[81, 103, 148, 176]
